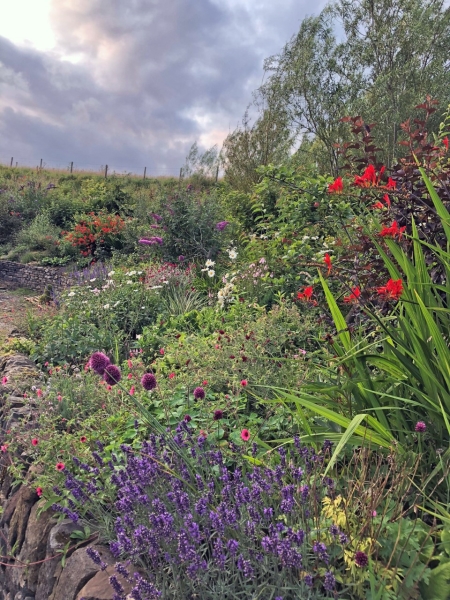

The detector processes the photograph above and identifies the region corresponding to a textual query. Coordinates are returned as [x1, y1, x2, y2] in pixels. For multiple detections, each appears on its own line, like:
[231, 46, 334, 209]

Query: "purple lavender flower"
[323, 570, 336, 591]
[141, 373, 157, 391]
[86, 547, 107, 570]
[103, 364, 121, 386]
[89, 352, 110, 375]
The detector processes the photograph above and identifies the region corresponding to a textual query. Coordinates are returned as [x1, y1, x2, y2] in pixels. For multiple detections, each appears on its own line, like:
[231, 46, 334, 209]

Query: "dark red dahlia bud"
[141, 373, 157, 391]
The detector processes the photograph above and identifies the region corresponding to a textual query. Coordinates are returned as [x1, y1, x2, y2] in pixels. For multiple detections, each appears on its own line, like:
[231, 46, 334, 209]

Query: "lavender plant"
[53, 426, 347, 599]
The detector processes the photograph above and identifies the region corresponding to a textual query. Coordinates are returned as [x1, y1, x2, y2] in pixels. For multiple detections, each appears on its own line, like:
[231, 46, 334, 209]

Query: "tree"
[222, 84, 293, 192]
[334, 0, 450, 164]
[261, 11, 360, 175]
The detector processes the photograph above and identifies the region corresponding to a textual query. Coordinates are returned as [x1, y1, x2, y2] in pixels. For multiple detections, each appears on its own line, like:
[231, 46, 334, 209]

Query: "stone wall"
[0, 261, 69, 293]
[0, 355, 125, 600]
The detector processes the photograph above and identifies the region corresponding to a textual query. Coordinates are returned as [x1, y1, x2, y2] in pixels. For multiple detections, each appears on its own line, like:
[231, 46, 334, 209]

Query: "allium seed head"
[355, 551, 369, 567]
[103, 364, 121, 386]
[141, 373, 157, 391]
[89, 352, 110, 375]
[213, 410, 223, 421]
[193, 386, 205, 400]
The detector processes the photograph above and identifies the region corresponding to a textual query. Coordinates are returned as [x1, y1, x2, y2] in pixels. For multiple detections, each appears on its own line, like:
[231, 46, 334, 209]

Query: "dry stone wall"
[0, 261, 69, 293]
[0, 355, 119, 600]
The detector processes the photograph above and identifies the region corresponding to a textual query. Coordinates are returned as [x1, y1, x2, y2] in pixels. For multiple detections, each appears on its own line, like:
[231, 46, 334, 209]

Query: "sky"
[0, 0, 325, 175]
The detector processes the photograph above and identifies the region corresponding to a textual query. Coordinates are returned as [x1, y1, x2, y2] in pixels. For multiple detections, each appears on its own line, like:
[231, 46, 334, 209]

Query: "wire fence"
[0, 155, 183, 179]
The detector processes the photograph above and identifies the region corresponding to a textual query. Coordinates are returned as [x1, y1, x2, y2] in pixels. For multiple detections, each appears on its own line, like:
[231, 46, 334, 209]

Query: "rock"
[76, 564, 135, 600]
[35, 520, 82, 600]
[49, 545, 114, 600]
[10, 503, 55, 594]
[7, 485, 37, 553]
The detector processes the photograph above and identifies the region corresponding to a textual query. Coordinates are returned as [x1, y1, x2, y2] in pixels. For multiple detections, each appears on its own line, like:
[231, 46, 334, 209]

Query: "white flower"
[151, 285, 163, 289]
[67, 291, 76, 297]
[137, 271, 143, 275]
[90, 278, 96, 282]
[228, 248, 237, 260]
[108, 271, 115, 276]
[126, 280, 133, 284]
[103, 304, 110, 309]
[136, 334, 142, 340]
[205, 259, 215, 267]
[113, 301, 120, 307]
[163, 280, 169, 284]
[207, 269, 215, 277]
[92, 288, 100, 295]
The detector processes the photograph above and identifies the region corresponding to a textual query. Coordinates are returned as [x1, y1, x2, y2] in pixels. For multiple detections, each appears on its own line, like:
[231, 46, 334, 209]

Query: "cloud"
[0, 0, 325, 175]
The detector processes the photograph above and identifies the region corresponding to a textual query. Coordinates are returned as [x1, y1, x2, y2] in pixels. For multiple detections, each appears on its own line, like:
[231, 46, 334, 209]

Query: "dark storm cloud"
[0, 0, 324, 174]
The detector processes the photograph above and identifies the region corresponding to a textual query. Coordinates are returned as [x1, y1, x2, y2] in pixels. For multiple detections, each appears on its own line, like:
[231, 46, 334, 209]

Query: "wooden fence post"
[143, 166, 147, 180]
[40, 158, 43, 170]
[70, 161, 73, 174]
[10, 157, 13, 167]
[104, 165, 108, 178]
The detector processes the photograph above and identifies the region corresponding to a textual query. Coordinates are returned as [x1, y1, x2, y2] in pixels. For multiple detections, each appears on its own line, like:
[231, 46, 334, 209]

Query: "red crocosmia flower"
[31, 438, 39, 446]
[354, 164, 377, 187]
[385, 178, 396, 190]
[297, 286, 314, 301]
[379, 165, 386, 176]
[372, 201, 384, 210]
[382, 194, 391, 207]
[328, 177, 343, 193]
[343, 287, 361, 304]
[241, 429, 250, 441]
[379, 221, 406, 240]
[377, 279, 403, 301]
[241, 379, 248, 387]
[55, 462, 65, 471]
[324, 253, 332, 274]
[443, 137, 449, 150]
[80, 436, 87, 443]
[36, 487, 43, 497]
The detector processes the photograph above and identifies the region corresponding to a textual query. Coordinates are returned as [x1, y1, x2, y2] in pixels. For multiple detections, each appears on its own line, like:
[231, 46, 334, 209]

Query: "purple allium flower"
[103, 364, 121, 386]
[193, 386, 205, 400]
[184, 414, 192, 422]
[213, 410, 223, 421]
[216, 221, 229, 231]
[178, 255, 185, 262]
[323, 571, 336, 591]
[141, 373, 157, 391]
[89, 352, 110, 375]
[355, 551, 369, 567]
[415, 421, 427, 433]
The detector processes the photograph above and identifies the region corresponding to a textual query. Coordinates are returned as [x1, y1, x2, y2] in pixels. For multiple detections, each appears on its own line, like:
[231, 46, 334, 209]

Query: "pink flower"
[202, 380, 208, 386]
[55, 462, 65, 471]
[80, 436, 87, 443]
[1, 445, 8, 452]
[159, 348, 165, 355]
[36, 487, 43, 497]
[37, 389, 43, 398]
[241, 429, 250, 441]
[130, 385, 135, 396]
[1, 376, 8, 385]
[57, 395, 62, 402]
[168, 372, 176, 379]
[31, 438, 39, 446]
[241, 380, 248, 387]
[372, 511, 377, 517]
[127, 373, 133, 379]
